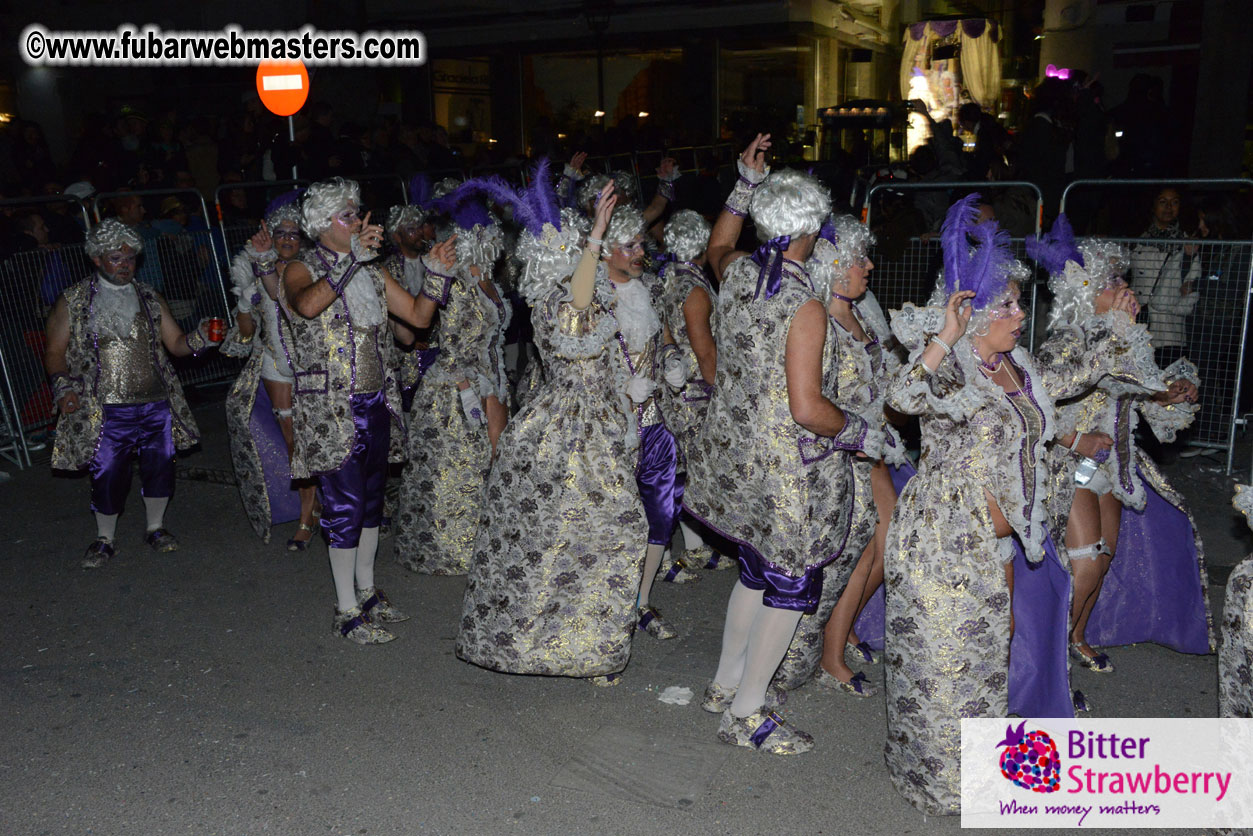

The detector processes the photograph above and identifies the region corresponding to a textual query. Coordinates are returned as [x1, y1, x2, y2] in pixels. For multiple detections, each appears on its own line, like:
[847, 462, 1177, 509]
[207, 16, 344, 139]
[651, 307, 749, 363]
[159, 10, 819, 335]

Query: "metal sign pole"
[289, 115, 297, 180]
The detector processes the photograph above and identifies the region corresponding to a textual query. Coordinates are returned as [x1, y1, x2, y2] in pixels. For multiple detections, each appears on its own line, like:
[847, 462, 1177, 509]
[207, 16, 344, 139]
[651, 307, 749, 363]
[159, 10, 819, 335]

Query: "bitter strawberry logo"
[997, 721, 1061, 793]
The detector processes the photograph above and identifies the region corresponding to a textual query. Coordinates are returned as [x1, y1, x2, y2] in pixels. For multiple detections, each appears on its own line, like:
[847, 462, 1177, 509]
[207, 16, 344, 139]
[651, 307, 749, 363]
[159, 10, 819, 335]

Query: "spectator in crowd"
[1131, 186, 1200, 369]
[1190, 193, 1253, 426]
[12, 121, 59, 192]
[1014, 77, 1072, 221]
[956, 102, 1007, 182]
[111, 193, 166, 293]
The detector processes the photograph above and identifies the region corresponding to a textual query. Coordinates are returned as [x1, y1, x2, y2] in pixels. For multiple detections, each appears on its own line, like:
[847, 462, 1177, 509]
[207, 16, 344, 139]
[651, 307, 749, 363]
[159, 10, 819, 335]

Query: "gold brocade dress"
[1037, 313, 1213, 654]
[773, 301, 899, 688]
[395, 270, 502, 575]
[683, 256, 865, 611]
[658, 261, 717, 464]
[456, 276, 649, 677]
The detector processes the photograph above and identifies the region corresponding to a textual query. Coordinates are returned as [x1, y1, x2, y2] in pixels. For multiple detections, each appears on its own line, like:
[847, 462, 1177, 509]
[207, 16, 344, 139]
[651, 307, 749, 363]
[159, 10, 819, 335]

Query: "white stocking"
[637, 543, 665, 608]
[680, 520, 705, 551]
[355, 526, 380, 592]
[143, 496, 169, 532]
[729, 604, 804, 718]
[95, 512, 118, 542]
[712, 580, 764, 688]
[329, 547, 358, 612]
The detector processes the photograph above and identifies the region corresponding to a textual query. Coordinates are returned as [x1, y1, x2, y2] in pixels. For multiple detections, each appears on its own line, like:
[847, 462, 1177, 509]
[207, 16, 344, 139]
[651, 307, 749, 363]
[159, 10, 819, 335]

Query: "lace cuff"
[49, 371, 81, 403]
[316, 251, 360, 295]
[1140, 357, 1200, 441]
[889, 302, 945, 352]
[185, 328, 209, 357]
[723, 177, 759, 216]
[419, 259, 455, 305]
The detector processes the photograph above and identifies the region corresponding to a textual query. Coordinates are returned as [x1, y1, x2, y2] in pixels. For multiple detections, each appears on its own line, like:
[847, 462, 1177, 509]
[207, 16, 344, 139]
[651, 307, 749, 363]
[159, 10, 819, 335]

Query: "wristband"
[929, 334, 953, 355]
[1069, 432, 1083, 453]
[252, 259, 277, 278]
[586, 236, 604, 248]
[656, 179, 676, 202]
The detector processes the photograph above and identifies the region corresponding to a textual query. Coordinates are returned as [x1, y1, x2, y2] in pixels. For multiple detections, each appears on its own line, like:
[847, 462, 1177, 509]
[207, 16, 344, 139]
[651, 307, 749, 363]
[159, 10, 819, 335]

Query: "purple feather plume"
[1025, 213, 1083, 275]
[407, 174, 432, 209]
[264, 188, 303, 219]
[941, 193, 982, 296]
[966, 219, 1014, 309]
[525, 158, 561, 233]
[433, 175, 520, 231]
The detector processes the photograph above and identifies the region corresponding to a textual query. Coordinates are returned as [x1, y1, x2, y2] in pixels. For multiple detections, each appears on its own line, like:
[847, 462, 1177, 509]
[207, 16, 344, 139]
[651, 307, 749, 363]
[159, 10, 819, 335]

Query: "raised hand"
[1110, 286, 1139, 317]
[358, 211, 384, 254]
[939, 289, 976, 345]
[569, 151, 588, 175]
[591, 183, 617, 240]
[657, 157, 679, 181]
[429, 235, 458, 269]
[250, 220, 273, 253]
[738, 133, 772, 181]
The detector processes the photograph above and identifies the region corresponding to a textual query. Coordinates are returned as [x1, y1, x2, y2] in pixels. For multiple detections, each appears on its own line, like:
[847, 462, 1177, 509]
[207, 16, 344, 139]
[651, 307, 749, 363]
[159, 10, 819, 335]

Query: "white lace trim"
[90, 277, 141, 339]
[610, 273, 661, 352]
[339, 266, 385, 326]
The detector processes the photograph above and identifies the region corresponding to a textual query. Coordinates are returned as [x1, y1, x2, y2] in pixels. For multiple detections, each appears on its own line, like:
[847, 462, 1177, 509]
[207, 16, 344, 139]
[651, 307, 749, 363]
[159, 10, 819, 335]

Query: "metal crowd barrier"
[1061, 179, 1253, 475]
[90, 188, 240, 388]
[0, 195, 96, 456]
[863, 181, 1046, 349]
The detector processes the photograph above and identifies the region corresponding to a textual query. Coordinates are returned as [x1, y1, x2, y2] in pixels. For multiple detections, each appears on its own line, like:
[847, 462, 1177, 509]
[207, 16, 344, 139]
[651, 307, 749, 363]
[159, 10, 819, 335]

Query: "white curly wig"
[451, 211, 505, 275]
[431, 177, 462, 201]
[828, 214, 874, 277]
[663, 209, 711, 261]
[603, 205, 646, 250]
[577, 173, 613, 215]
[387, 204, 427, 237]
[300, 177, 361, 239]
[610, 170, 638, 202]
[930, 262, 1031, 338]
[1046, 238, 1130, 331]
[750, 169, 831, 241]
[516, 207, 588, 305]
[85, 218, 143, 258]
[265, 204, 302, 231]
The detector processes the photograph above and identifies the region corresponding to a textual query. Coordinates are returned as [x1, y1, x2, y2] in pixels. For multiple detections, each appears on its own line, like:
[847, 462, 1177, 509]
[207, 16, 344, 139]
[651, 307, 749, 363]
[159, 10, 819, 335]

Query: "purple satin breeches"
[90, 401, 176, 516]
[317, 390, 388, 549]
[636, 422, 683, 546]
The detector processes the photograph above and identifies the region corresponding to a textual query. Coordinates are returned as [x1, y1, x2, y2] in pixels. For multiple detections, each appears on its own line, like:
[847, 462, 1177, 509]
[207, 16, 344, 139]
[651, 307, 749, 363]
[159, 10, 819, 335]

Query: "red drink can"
[206, 318, 226, 343]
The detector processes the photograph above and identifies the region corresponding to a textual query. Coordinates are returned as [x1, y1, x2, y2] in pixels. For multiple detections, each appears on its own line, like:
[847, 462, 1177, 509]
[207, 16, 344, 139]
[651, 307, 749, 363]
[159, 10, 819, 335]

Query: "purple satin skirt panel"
[636, 422, 683, 546]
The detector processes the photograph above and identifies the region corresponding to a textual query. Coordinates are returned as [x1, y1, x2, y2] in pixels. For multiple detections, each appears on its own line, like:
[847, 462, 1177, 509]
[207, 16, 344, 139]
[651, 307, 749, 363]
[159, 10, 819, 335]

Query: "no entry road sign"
[256, 60, 309, 116]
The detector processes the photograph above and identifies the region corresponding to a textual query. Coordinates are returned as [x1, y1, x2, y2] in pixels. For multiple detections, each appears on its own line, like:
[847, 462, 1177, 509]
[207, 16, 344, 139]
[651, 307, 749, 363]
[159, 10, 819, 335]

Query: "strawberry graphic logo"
[996, 721, 1061, 793]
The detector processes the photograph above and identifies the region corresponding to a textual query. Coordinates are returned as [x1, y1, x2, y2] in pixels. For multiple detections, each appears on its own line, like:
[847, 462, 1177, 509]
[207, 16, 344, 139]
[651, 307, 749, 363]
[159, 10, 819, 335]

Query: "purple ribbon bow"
[750, 234, 792, 300]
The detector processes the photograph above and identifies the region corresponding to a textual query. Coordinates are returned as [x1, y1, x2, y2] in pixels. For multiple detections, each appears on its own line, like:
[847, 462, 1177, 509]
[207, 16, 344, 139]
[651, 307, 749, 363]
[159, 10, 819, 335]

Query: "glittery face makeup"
[97, 246, 138, 284]
[979, 283, 1026, 353]
[606, 235, 646, 280]
[333, 205, 362, 227]
[272, 222, 302, 259]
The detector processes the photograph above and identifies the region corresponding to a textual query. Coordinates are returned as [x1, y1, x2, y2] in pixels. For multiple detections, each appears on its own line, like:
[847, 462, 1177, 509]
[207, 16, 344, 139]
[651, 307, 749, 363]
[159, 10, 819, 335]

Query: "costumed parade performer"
[280, 177, 437, 644]
[45, 219, 221, 568]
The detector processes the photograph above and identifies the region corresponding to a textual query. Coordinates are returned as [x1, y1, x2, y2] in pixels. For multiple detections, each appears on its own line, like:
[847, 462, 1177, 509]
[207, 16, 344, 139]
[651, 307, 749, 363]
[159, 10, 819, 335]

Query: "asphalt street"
[2, 393, 1245, 836]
